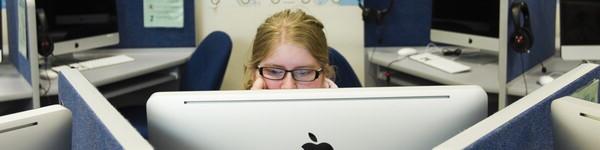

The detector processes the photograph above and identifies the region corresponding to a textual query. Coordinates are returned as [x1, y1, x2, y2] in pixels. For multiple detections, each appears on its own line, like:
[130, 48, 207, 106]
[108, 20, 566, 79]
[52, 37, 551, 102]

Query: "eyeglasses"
[258, 66, 322, 82]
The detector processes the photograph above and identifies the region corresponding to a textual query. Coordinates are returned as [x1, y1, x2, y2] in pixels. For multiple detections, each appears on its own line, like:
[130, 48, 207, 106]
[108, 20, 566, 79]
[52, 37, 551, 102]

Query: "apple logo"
[301, 132, 334, 150]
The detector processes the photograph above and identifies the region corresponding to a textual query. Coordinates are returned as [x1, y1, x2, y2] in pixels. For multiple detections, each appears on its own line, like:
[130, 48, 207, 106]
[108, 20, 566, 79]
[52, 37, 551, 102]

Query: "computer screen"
[430, 0, 500, 53]
[147, 86, 488, 149]
[35, 0, 119, 56]
[559, 0, 600, 60]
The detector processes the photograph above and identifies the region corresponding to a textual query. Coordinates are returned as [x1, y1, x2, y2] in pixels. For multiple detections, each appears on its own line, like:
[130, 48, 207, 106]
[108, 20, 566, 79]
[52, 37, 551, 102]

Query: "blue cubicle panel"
[467, 65, 598, 149]
[6, 0, 31, 84]
[58, 69, 152, 150]
[363, 0, 431, 46]
[115, 0, 195, 48]
[435, 64, 600, 149]
[506, 0, 556, 82]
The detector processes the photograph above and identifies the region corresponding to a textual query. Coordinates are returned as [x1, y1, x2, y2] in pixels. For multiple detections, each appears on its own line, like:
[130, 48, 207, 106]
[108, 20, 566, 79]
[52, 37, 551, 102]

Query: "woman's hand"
[250, 71, 267, 90]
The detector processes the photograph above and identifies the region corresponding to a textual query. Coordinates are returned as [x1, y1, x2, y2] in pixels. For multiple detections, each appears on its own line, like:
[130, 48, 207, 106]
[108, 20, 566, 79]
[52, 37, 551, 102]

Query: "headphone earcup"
[361, 8, 370, 21]
[359, 0, 393, 25]
[37, 35, 54, 57]
[36, 9, 54, 57]
[510, 1, 533, 53]
[511, 28, 532, 53]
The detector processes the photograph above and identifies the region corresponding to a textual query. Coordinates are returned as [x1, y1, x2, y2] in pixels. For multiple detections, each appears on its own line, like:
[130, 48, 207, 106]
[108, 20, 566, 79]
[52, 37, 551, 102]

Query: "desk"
[0, 47, 195, 102]
[0, 63, 32, 101]
[367, 47, 582, 96]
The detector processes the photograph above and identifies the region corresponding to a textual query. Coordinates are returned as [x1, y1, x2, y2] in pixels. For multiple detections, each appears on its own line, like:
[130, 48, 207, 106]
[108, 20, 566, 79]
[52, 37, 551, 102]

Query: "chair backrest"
[329, 47, 361, 87]
[180, 31, 233, 91]
[58, 69, 153, 150]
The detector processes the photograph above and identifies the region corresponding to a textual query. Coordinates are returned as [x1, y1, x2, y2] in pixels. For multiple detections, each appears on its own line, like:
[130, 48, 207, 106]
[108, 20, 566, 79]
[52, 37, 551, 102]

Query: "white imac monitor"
[147, 85, 488, 150]
[559, 0, 600, 60]
[0, 105, 71, 150]
[35, 0, 119, 56]
[551, 96, 600, 149]
[430, 0, 500, 53]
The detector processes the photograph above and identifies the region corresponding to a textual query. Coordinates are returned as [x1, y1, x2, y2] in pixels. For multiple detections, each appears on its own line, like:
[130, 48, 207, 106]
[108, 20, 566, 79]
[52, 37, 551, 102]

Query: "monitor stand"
[45, 52, 114, 67]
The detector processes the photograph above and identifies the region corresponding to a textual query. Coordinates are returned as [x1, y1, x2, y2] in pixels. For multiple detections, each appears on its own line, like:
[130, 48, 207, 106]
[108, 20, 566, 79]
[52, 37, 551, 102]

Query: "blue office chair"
[120, 31, 233, 138]
[180, 31, 233, 91]
[329, 47, 362, 87]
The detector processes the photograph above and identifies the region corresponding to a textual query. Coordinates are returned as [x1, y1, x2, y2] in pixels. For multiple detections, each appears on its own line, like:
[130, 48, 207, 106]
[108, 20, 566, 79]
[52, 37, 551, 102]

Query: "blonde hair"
[243, 9, 333, 89]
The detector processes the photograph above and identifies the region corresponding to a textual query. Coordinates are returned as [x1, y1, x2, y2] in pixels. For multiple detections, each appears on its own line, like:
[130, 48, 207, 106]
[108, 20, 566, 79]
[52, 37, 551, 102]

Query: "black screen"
[431, 0, 500, 38]
[561, 0, 600, 45]
[35, 0, 118, 42]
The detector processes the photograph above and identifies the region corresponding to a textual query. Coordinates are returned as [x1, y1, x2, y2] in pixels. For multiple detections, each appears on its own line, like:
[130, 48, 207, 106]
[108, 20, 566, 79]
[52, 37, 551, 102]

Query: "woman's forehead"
[261, 43, 319, 69]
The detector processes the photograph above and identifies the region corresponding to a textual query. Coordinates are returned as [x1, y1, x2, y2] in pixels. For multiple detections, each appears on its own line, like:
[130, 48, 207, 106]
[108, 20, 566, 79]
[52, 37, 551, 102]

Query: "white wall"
[195, 0, 364, 90]
[2, 9, 7, 57]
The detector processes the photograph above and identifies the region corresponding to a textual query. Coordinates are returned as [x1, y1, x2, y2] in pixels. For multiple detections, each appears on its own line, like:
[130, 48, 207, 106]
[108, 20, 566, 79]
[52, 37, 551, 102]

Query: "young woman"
[244, 9, 337, 89]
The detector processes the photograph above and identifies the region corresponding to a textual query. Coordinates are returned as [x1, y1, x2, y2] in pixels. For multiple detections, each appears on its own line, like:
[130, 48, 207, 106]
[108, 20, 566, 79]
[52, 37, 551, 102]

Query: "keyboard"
[52, 55, 135, 72]
[409, 52, 471, 74]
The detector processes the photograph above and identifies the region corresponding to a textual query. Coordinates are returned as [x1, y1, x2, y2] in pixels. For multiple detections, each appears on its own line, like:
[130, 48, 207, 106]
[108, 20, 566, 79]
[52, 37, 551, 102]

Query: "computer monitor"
[559, 0, 600, 60]
[147, 85, 488, 149]
[35, 0, 119, 56]
[430, 0, 500, 53]
[552, 96, 600, 149]
[0, 105, 71, 150]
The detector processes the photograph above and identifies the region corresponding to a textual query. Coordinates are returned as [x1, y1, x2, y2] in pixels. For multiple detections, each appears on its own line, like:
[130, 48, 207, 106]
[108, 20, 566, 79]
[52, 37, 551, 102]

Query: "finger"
[251, 71, 266, 90]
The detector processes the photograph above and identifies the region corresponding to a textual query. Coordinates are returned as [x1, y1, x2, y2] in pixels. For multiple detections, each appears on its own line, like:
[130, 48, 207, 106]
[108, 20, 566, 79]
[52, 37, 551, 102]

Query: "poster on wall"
[143, 0, 184, 28]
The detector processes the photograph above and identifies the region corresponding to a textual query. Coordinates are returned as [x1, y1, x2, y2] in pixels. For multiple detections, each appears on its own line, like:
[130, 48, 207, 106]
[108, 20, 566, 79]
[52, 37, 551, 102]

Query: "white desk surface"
[0, 47, 195, 102]
[367, 47, 582, 96]
[0, 63, 32, 101]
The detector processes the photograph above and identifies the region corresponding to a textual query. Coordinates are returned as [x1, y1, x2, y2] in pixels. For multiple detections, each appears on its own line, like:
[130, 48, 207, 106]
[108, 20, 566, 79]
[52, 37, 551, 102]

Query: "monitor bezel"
[430, 0, 501, 53]
[52, 33, 119, 56]
[147, 86, 488, 149]
[558, 0, 600, 61]
[34, 0, 119, 56]
[430, 29, 500, 52]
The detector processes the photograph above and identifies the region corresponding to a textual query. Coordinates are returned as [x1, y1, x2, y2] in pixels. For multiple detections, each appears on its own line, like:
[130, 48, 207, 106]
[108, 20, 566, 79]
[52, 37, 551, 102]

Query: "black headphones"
[36, 9, 54, 57]
[358, 0, 394, 25]
[510, 1, 533, 53]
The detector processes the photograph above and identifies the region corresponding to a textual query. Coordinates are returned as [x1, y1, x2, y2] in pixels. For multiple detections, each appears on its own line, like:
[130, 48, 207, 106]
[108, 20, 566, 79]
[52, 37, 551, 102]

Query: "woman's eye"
[267, 68, 284, 75]
[295, 70, 311, 76]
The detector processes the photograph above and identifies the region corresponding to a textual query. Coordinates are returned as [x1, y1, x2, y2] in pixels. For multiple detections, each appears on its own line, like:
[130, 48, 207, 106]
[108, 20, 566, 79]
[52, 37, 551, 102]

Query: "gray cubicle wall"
[436, 63, 600, 149]
[6, 0, 31, 84]
[58, 69, 152, 149]
[6, 0, 40, 108]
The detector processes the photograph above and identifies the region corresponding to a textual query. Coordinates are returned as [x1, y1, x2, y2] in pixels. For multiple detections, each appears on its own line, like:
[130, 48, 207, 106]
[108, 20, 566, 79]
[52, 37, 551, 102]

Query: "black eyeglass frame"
[258, 66, 323, 82]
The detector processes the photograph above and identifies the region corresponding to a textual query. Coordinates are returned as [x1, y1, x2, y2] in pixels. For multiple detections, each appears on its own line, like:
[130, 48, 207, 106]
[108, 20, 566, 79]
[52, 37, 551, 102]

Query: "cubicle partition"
[6, 0, 41, 108]
[58, 69, 152, 149]
[435, 63, 600, 149]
